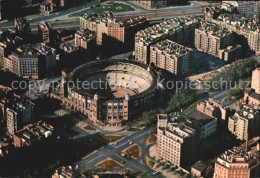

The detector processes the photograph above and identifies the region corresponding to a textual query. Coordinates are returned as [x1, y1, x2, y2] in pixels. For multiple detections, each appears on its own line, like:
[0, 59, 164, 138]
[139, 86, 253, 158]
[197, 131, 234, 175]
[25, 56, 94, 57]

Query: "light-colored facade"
[228, 107, 259, 141]
[150, 39, 193, 75]
[80, 12, 148, 47]
[187, 110, 217, 140]
[135, 16, 199, 64]
[224, 1, 260, 21]
[6, 108, 20, 135]
[213, 137, 260, 178]
[195, 22, 234, 57]
[251, 68, 260, 94]
[5, 43, 56, 79]
[211, 14, 260, 54]
[156, 113, 197, 168]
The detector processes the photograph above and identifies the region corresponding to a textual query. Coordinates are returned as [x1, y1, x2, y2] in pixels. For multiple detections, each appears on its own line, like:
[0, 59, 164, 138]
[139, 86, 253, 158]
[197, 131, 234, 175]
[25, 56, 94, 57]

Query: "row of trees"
[139, 89, 196, 125]
[206, 58, 258, 91]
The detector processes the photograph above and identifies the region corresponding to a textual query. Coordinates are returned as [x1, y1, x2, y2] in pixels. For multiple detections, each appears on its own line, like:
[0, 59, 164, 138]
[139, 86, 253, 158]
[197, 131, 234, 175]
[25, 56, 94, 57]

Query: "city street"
[77, 126, 156, 174]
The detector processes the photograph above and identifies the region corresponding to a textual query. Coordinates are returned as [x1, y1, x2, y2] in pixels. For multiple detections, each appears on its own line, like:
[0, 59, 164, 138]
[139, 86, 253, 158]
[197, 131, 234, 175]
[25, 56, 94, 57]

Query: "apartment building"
[150, 39, 193, 75]
[195, 22, 235, 58]
[0, 29, 23, 68]
[0, 85, 34, 135]
[213, 14, 260, 54]
[135, 0, 167, 9]
[14, 17, 31, 36]
[251, 68, 260, 95]
[243, 68, 260, 107]
[52, 166, 74, 178]
[75, 29, 96, 50]
[80, 12, 148, 48]
[156, 110, 217, 168]
[135, 16, 199, 64]
[5, 43, 56, 79]
[38, 21, 51, 44]
[13, 121, 54, 147]
[40, 1, 55, 15]
[214, 137, 259, 178]
[6, 108, 22, 135]
[224, 1, 260, 21]
[156, 113, 197, 168]
[197, 98, 231, 121]
[228, 107, 260, 141]
[187, 110, 217, 139]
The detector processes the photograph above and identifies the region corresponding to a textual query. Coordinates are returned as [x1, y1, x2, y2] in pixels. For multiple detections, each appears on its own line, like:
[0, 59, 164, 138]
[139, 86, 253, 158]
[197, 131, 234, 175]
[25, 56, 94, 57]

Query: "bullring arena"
[51, 59, 160, 127]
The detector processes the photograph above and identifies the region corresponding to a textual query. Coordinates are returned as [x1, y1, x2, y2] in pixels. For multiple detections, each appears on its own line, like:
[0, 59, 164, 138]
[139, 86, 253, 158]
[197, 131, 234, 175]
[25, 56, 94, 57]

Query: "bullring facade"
[51, 59, 160, 127]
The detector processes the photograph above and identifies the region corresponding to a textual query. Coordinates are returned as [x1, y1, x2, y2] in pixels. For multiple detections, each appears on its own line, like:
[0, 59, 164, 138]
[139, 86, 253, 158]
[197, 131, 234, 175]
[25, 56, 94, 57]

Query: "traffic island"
[147, 134, 157, 144]
[147, 159, 155, 168]
[101, 135, 124, 143]
[83, 125, 96, 131]
[95, 158, 122, 169]
[124, 144, 141, 159]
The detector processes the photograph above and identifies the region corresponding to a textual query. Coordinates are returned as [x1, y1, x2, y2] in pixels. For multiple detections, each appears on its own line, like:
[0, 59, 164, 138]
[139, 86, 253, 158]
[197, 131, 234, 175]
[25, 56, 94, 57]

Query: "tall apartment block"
[135, 0, 167, 9]
[38, 21, 51, 44]
[80, 12, 149, 48]
[156, 113, 197, 168]
[213, 137, 259, 178]
[135, 16, 199, 64]
[150, 40, 193, 75]
[14, 17, 31, 36]
[251, 68, 260, 95]
[75, 29, 96, 50]
[5, 43, 56, 79]
[244, 68, 260, 106]
[224, 1, 260, 21]
[211, 14, 260, 54]
[0, 86, 34, 135]
[195, 22, 235, 57]
[228, 107, 259, 141]
[6, 108, 22, 135]
[0, 29, 23, 68]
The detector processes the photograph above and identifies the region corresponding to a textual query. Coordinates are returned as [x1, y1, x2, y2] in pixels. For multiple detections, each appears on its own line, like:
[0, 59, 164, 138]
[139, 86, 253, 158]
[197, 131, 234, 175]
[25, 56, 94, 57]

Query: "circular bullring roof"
[68, 59, 158, 100]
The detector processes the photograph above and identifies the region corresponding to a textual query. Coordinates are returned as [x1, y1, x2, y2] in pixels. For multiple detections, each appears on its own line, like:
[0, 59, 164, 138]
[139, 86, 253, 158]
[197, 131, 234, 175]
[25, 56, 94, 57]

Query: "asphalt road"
[77, 126, 155, 174]
[0, 0, 204, 29]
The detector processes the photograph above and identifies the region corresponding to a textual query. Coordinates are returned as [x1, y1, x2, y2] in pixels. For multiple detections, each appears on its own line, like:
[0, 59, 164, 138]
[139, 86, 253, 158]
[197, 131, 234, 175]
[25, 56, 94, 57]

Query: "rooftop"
[217, 137, 259, 165]
[151, 39, 193, 57]
[197, 21, 233, 38]
[60, 40, 79, 53]
[192, 161, 208, 172]
[75, 29, 96, 41]
[187, 110, 216, 125]
[38, 21, 51, 31]
[14, 43, 56, 56]
[158, 112, 196, 139]
[136, 16, 199, 44]
[217, 13, 260, 32]
[80, 11, 147, 28]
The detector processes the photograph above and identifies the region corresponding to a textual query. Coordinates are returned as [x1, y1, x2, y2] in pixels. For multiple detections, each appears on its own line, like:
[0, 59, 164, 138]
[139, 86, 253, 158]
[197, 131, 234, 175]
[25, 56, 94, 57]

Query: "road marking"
[86, 154, 104, 163]
[114, 130, 149, 149]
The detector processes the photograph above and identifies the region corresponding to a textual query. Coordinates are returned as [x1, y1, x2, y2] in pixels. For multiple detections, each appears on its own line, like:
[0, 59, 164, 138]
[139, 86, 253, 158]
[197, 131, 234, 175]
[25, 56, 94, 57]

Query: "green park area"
[70, 2, 135, 17]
